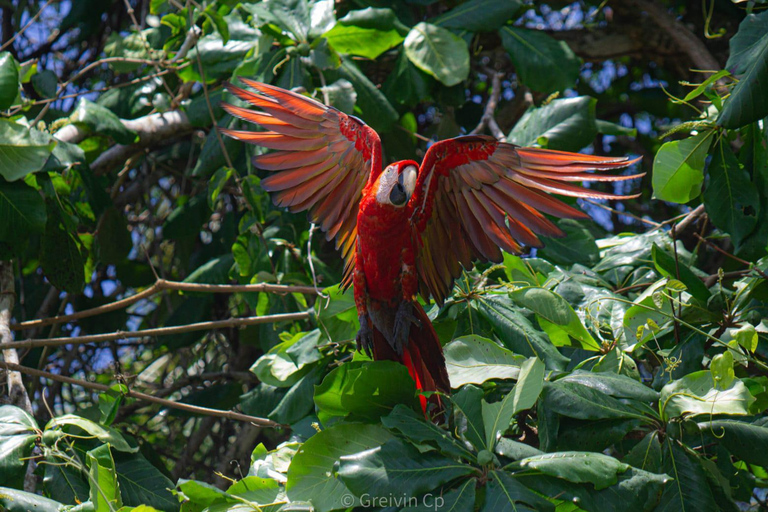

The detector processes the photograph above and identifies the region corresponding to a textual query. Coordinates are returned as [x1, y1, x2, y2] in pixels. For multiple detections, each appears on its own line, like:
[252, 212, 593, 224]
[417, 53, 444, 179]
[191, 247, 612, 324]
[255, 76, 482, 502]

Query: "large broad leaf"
[659, 371, 755, 420]
[286, 423, 391, 512]
[313, 361, 419, 423]
[0, 487, 63, 512]
[718, 10, 768, 128]
[338, 438, 474, 498]
[482, 357, 545, 449]
[87, 444, 122, 511]
[404, 22, 469, 87]
[703, 140, 760, 248]
[482, 470, 553, 512]
[400, 478, 475, 512]
[383, 51, 430, 107]
[46, 415, 137, 453]
[43, 462, 90, 505]
[474, 295, 569, 370]
[539, 219, 600, 267]
[115, 452, 179, 512]
[69, 98, 138, 144]
[500, 26, 581, 94]
[443, 335, 526, 387]
[323, 16, 403, 60]
[656, 440, 718, 512]
[511, 287, 600, 351]
[541, 380, 649, 421]
[338, 58, 398, 132]
[0, 179, 46, 249]
[555, 371, 659, 402]
[432, 0, 522, 32]
[517, 451, 629, 490]
[0, 52, 18, 109]
[507, 96, 597, 152]
[0, 406, 38, 489]
[40, 202, 86, 294]
[0, 120, 57, 181]
[450, 385, 486, 451]
[651, 243, 712, 301]
[381, 404, 473, 461]
[652, 130, 714, 203]
[517, 467, 670, 512]
[697, 419, 768, 467]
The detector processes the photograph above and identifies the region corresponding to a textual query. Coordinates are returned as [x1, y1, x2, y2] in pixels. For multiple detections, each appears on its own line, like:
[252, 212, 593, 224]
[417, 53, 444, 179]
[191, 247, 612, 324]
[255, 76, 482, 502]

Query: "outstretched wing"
[220, 79, 382, 287]
[410, 136, 642, 303]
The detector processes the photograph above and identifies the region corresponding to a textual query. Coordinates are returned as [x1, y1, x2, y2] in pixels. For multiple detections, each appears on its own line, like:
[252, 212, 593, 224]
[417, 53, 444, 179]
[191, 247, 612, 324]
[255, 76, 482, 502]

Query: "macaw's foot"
[392, 301, 421, 356]
[356, 313, 374, 357]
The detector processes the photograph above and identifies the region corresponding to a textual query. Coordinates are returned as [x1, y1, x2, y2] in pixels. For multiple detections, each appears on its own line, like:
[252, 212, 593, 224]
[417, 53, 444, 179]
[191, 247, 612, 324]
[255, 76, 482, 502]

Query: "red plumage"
[221, 80, 642, 418]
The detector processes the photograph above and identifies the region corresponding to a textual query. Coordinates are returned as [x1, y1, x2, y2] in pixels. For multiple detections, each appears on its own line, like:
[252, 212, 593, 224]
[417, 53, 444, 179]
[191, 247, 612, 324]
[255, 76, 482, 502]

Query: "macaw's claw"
[392, 302, 421, 356]
[356, 313, 374, 357]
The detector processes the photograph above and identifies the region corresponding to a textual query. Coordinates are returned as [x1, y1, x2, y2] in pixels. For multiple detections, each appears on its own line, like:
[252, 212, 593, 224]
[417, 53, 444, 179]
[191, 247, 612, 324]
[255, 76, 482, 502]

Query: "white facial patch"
[375, 166, 399, 205]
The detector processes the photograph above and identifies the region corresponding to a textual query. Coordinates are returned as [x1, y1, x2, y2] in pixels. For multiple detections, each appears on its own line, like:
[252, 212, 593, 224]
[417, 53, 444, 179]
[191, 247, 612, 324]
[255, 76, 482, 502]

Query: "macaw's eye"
[390, 182, 407, 207]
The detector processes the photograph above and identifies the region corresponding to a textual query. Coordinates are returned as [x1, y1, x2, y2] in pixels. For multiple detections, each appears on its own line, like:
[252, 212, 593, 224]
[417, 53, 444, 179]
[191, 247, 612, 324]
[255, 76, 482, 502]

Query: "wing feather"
[410, 136, 642, 304]
[222, 81, 382, 287]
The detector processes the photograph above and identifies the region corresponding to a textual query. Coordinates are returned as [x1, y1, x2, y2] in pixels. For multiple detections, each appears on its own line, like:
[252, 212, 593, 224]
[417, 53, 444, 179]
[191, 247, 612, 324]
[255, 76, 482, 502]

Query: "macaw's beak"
[390, 182, 407, 207]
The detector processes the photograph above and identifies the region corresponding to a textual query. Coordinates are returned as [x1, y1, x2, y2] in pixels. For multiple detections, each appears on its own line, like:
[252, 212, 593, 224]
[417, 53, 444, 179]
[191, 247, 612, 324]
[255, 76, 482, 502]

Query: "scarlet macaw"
[221, 79, 641, 414]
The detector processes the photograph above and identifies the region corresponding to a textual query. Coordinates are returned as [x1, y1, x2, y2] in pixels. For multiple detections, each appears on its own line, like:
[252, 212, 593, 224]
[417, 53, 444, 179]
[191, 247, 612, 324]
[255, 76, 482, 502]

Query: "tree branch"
[0, 361, 282, 427]
[12, 278, 319, 331]
[2, 311, 312, 352]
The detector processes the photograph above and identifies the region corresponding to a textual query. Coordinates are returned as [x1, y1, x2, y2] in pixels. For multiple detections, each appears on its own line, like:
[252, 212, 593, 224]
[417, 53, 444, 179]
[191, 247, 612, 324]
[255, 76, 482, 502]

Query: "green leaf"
[511, 286, 600, 351]
[556, 371, 660, 402]
[432, 0, 522, 32]
[114, 452, 179, 512]
[43, 463, 90, 505]
[683, 70, 730, 102]
[732, 323, 758, 353]
[383, 52, 430, 108]
[338, 58, 398, 132]
[0, 52, 19, 109]
[718, 10, 768, 128]
[47, 414, 137, 453]
[207, 167, 234, 209]
[163, 194, 209, 239]
[0, 179, 46, 250]
[323, 24, 403, 60]
[0, 406, 38, 489]
[482, 470, 553, 512]
[99, 384, 128, 426]
[401, 478, 475, 512]
[507, 96, 598, 152]
[450, 385, 486, 451]
[31, 70, 58, 98]
[443, 335, 526, 387]
[313, 361, 419, 423]
[710, 351, 736, 390]
[651, 243, 711, 300]
[87, 444, 122, 511]
[542, 380, 648, 421]
[474, 295, 569, 370]
[659, 370, 755, 420]
[500, 27, 581, 94]
[539, 219, 600, 267]
[319, 78, 356, 114]
[697, 419, 768, 466]
[338, 437, 474, 498]
[404, 22, 469, 87]
[0, 487, 63, 512]
[657, 440, 718, 512]
[703, 140, 760, 248]
[0, 120, 57, 181]
[286, 423, 392, 512]
[652, 130, 714, 203]
[518, 451, 630, 490]
[624, 432, 663, 473]
[381, 404, 473, 461]
[40, 202, 86, 294]
[70, 99, 138, 145]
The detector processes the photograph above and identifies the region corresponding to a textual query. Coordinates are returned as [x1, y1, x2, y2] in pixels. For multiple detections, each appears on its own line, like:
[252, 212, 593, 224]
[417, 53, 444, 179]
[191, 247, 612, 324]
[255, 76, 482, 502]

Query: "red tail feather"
[372, 302, 450, 418]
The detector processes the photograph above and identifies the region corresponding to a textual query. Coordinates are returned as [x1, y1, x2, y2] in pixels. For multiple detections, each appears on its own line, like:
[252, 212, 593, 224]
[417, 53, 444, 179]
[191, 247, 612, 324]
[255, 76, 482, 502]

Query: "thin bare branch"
[470, 70, 505, 140]
[3, 311, 312, 351]
[12, 279, 319, 331]
[0, 361, 282, 427]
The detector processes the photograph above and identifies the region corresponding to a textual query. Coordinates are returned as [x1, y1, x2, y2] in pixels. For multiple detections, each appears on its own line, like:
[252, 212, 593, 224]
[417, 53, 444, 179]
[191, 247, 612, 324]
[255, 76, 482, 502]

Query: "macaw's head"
[375, 161, 419, 208]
